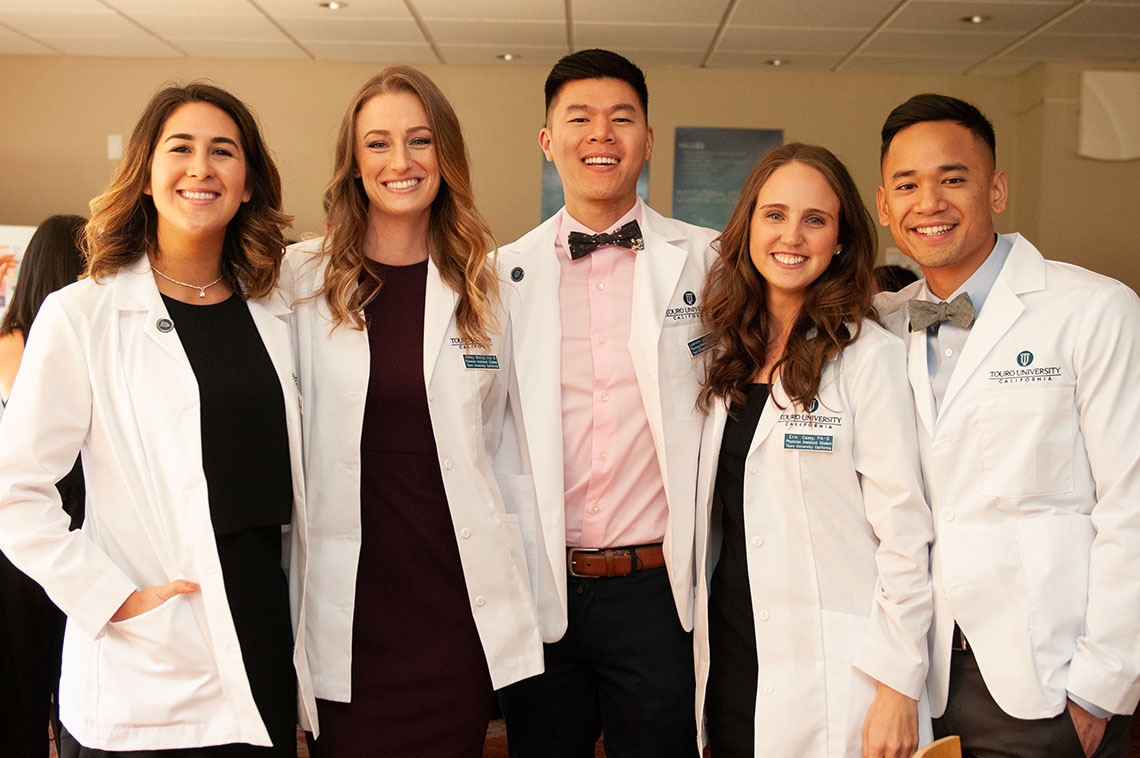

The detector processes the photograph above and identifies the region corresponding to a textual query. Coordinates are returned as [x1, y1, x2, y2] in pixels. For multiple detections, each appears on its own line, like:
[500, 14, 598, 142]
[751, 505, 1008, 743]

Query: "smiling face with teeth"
[353, 91, 441, 234]
[877, 120, 1008, 298]
[540, 77, 653, 231]
[145, 101, 251, 252]
[748, 161, 842, 308]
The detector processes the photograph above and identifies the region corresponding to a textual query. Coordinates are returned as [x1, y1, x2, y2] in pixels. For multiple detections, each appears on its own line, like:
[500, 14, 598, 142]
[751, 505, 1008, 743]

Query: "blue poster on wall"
[672, 127, 783, 231]
[540, 158, 650, 223]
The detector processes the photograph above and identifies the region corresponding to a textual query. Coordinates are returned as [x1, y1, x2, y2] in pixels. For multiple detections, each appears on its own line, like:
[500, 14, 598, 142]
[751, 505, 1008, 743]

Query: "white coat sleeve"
[0, 293, 137, 639]
[1065, 283, 1140, 715]
[849, 334, 934, 700]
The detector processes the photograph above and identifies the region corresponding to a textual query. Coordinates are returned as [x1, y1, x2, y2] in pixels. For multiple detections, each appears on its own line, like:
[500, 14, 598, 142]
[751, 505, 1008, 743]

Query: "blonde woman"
[288, 67, 542, 757]
[0, 83, 315, 755]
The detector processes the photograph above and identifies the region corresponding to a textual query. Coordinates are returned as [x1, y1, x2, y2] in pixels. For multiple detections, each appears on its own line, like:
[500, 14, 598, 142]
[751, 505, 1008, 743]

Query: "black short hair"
[880, 93, 996, 163]
[544, 49, 648, 121]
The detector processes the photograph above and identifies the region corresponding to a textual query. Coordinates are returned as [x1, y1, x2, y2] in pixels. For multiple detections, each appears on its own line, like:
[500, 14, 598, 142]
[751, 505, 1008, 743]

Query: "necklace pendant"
[199, 288, 206, 298]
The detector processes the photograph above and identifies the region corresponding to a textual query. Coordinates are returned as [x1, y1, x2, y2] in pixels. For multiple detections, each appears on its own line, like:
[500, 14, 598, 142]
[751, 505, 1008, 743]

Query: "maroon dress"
[309, 259, 494, 758]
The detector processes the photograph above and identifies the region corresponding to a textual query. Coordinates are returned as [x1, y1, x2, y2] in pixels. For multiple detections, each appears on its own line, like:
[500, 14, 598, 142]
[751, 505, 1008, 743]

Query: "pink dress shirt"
[557, 204, 669, 549]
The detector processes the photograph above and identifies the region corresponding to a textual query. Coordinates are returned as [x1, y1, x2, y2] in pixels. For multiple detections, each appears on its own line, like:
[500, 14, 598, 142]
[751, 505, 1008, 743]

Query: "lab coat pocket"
[496, 473, 540, 603]
[979, 386, 1074, 497]
[1015, 513, 1092, 662]
[821, 609, 878, 758]
[99, 594, 221, 726]
[662, 326, 703, 422]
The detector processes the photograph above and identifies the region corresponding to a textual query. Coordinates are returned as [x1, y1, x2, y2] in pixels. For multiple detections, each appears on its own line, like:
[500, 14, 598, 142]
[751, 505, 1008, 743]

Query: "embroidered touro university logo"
[988, 349, 1062, 384]
[666, 291, 701, 321]
[778, 398, 842, 429]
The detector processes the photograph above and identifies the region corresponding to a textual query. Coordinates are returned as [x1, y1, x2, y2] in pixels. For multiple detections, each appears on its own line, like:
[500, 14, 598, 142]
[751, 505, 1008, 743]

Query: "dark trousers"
[498, 566, 697, 758]
[934, 649, 1133, 758]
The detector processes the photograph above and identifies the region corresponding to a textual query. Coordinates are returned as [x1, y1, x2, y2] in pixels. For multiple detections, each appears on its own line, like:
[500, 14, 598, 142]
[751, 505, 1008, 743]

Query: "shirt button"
[460, 528, 471, 539]
[600, 451, 608, 461]
[596, 282, 605, 291]
[763, 684, 774, 695]
[758, 609, 770, 621]
[597, 335, 607, 344]
[752, 536, 764, 547]
[443, 459, 453, 470]
[944, 348, 954, 357]
[939, 587, 949, 599]
[474, 596, 486, 607]
[601, 393, 610, 402]
[591, 505, 600, 514]
[941, 509, 953, 522]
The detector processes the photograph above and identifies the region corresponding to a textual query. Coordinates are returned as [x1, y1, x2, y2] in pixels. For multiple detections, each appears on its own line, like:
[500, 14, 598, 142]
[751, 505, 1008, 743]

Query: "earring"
[834, 247, 843, 256]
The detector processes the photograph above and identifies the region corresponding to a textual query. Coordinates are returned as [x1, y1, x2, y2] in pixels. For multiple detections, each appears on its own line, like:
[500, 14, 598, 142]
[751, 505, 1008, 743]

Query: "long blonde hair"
[84, 82, 289, 299]
[320, 66, 498, 344]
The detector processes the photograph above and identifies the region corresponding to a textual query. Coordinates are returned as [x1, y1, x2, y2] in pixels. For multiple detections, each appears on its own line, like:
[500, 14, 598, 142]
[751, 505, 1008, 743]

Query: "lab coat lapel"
[629, 205, 688, 468]
[940, 238, 1041, 415]
[423, 256, 459, 388]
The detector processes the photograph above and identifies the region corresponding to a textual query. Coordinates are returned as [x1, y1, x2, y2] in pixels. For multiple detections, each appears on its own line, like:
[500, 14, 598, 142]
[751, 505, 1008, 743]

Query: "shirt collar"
[924, 233, 1011, 316]
[556, 202, 643, 262]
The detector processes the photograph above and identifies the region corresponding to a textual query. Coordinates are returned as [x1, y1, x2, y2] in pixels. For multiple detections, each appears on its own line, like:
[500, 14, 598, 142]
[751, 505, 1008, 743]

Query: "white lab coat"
[875, 233, 1140, 719]
[493, 200, 718, 639]
[284, 239, 544, 700]
[0, 257, 317, 750]
[692, 321, 934, 757]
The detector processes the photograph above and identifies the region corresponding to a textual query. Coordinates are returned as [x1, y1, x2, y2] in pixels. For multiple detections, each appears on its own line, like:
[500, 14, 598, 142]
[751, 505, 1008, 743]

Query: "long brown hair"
[83, 82, 289, 299]
[319, 66, 498, 344]
[699, 143, 879, 413]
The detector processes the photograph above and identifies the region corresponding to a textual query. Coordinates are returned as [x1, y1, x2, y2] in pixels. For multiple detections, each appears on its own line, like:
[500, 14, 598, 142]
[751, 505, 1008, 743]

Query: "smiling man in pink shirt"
[495, 49, 717, 758]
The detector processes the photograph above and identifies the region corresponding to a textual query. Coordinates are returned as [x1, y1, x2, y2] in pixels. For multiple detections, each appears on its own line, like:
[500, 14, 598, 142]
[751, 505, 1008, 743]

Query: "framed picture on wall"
[672, 127, 783, 231]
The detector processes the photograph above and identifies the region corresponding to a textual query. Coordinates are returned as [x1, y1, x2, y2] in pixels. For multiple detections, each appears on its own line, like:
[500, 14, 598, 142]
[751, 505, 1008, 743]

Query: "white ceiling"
[0, 0, 1137, 76]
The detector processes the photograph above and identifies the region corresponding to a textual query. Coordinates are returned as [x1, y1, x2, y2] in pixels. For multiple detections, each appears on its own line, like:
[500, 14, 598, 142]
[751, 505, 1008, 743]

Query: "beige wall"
[0, 54, 1137, 289]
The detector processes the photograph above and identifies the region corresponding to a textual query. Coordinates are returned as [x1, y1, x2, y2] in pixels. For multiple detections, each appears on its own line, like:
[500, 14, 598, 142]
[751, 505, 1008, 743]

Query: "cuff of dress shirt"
[1068, 692, 1114, 720]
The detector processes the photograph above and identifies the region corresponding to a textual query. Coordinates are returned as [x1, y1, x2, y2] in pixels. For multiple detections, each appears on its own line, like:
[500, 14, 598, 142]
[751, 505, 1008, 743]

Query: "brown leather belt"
[951, 623, 970, 652]
[567, 543, 665, 578]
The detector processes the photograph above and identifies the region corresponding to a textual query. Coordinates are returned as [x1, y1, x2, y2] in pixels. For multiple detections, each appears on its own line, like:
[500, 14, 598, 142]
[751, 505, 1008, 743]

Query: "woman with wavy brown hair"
[288, 66, 542, 757]
[0, 82, 316, 756]
[691, 143, 934, 758]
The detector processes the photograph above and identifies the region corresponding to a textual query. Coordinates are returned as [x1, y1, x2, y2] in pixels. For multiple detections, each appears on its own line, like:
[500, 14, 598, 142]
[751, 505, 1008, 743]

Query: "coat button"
[940, 509, 953, 522]
[443, 459, 453, 470]
[474, 596, 486, 607]
[763, 684, 774, 695]
[752, 536, 764, 547]
[460, 528, 471, 539]
[758, 609, 770, 621]
[748, 464, 758, 475]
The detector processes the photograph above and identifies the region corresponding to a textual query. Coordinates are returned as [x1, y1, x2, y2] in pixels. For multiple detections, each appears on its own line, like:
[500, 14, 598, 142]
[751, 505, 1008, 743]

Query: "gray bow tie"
[908, 292, 976, 331]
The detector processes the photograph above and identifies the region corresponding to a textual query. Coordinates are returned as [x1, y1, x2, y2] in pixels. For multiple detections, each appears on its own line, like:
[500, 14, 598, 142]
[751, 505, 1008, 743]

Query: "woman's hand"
[862, 681, 918, 758]
[110, 579, 199, 622]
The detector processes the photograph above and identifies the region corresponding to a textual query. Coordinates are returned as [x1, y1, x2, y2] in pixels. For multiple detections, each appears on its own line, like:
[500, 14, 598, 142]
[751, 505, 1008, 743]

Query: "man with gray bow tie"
[874, 93, 1140, 758]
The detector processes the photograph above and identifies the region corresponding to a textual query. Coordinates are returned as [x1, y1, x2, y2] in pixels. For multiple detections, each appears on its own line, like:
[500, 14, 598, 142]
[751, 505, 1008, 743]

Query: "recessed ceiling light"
[319, 1, 347, 9]
[498, 53, 518, 61]
[961, 14, 990, 24]
[766, 59, 787, 67]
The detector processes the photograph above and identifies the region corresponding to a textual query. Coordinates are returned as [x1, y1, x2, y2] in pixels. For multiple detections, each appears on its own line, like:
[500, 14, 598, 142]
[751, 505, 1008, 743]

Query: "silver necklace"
[152, 266, 224, 299]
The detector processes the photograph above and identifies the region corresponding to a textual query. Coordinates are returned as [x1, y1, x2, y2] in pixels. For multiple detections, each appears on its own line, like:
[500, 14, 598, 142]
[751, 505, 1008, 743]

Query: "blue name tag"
[687, 334, 710, 357]
[463, 354, 500, 370]
[784, 433, 834, 452]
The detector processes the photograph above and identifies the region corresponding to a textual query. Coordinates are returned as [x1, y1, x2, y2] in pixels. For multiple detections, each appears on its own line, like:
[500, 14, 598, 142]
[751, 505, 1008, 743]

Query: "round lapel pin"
[510, 267, 524, 282]
[156, 318, 174, 333]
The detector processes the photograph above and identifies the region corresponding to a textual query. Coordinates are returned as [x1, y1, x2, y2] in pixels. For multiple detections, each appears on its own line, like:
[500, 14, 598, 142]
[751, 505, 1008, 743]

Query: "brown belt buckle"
[568, 547, 603, 578]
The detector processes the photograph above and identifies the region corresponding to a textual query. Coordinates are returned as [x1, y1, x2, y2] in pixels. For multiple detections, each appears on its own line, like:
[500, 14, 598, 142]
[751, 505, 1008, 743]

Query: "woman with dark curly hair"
[692, 143, 934, 758]
[0, 83, 316, 756]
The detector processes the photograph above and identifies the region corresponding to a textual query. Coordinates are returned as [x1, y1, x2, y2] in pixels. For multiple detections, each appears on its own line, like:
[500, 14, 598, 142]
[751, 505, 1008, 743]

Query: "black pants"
[498, 566, 697, 758]
[934, 649, 1133, 758]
